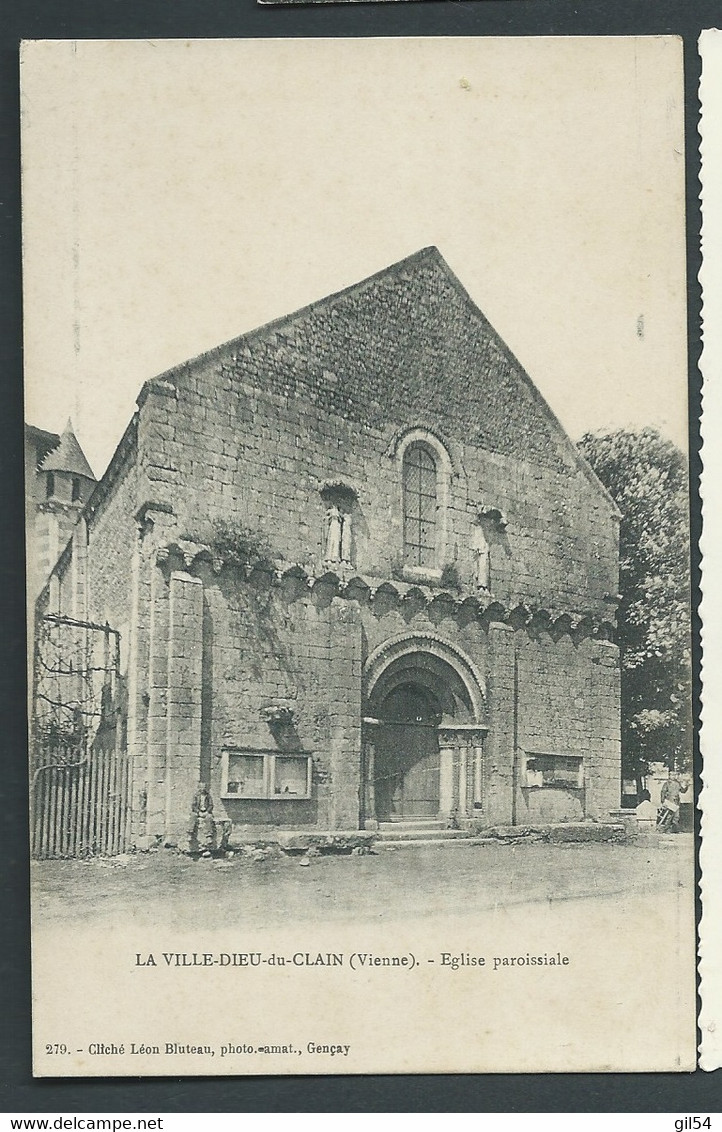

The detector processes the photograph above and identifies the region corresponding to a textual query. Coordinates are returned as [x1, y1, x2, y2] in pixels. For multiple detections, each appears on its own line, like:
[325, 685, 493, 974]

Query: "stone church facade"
[37, 247, 622, 846]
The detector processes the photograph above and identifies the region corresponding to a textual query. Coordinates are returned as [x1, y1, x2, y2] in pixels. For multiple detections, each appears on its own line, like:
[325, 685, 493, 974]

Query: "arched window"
[403, 443, 438, 567]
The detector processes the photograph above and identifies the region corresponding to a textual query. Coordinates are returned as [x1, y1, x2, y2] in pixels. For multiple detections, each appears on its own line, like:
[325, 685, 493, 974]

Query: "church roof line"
[143, 246, 446, 388]
[140, 246, 620, 517]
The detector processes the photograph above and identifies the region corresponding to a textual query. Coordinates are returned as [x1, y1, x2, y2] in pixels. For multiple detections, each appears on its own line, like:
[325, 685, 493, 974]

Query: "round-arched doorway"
[362, 633, 488, 827]
[374, 682, 443, 820]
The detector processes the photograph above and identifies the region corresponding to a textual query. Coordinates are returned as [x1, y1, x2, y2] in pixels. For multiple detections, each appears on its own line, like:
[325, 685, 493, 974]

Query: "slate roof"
[26, 424, 60, 467]
[40, 420, 95, 480]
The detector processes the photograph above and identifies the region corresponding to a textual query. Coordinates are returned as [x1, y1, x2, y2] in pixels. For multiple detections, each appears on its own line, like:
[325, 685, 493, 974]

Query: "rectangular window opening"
[273, 755, 310, 797]
[524, 753, 584, 790]
[221, 749, 312, 800]
[224, 753, 265, 798]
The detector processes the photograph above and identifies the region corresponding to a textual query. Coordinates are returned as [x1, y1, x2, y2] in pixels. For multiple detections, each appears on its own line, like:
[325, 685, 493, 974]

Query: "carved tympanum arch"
[364, 631, 486, 725]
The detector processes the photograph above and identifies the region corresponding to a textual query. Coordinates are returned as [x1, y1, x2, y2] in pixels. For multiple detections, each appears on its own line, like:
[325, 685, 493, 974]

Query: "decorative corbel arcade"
[153, 543, 617, 642]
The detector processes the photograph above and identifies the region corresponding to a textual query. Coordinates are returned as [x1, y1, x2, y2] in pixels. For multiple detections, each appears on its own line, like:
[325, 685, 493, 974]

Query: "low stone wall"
[475, 821, 628, 844]
[230, 828, 378, 854]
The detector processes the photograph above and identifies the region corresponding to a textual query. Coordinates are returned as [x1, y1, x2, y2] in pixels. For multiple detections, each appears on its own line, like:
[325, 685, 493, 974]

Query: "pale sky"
[20, 36, 688, 479]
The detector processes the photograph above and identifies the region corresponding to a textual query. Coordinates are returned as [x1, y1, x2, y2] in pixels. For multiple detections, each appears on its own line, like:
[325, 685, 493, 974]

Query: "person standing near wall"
[187, 782, 215, 856]
[635, 788, 656, 831]
[658, 775, 686, 833]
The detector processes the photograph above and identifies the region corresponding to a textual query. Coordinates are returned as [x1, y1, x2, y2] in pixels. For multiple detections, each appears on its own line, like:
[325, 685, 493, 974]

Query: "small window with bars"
[403, 443, 437, 567]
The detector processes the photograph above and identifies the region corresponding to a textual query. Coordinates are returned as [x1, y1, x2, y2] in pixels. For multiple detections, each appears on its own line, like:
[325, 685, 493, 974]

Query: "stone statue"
[473, 525, 491, 591]
[325, 505, 343, 562]
[340, 509, 352, 563]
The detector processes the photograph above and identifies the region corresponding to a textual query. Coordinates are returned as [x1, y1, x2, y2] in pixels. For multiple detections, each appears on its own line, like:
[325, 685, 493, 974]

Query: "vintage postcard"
[22, 36, 697, 1075]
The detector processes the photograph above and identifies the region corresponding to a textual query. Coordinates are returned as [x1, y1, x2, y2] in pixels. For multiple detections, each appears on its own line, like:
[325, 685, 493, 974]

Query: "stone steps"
[378, 836, 479, 849]
[377, 819, 446, 832]
[377, 820, 470, 843]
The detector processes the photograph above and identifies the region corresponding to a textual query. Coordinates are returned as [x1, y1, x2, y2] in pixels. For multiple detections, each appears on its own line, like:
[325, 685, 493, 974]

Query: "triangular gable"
[151, 247, 619, 516]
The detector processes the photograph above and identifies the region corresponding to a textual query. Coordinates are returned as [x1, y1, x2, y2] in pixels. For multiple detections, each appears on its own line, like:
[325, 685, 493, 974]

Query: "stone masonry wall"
[124, 362, 620, 836]
[515, 632, 621, 823]
[45, 251, 622, 841]
[84, 435, 139, 635]
[135, 370, 617, 620]
[193, 565, 362, 835]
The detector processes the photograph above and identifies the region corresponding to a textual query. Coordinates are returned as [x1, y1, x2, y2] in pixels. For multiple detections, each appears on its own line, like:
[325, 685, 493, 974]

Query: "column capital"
[438, 724, 487, 746]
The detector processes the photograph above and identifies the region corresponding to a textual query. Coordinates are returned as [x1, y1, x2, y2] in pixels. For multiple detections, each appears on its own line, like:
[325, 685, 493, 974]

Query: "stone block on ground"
[474, 822, 627, 844]
[273, 830, 378, 854]
[476, 825, 546, 842]
[545, 822, 627, 843]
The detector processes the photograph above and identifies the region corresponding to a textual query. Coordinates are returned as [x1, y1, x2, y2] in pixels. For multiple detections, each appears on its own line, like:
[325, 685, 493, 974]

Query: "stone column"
[438, 733, 456, 819]
[126, 535, 143, 843]
[486, 622, 516, 826]
[328, 599, 363, 830]
[439, 727, 486, 820]
[458, 742, 468, 816]
[361, 720, 379, 830]
[143, 557, 170, 844]
[127, 503, 177, 848]
[587, 639, 622, 819]
[70, 518, 88, 624]
[472, 740, 484, 811]
[164, 570, 204, 845]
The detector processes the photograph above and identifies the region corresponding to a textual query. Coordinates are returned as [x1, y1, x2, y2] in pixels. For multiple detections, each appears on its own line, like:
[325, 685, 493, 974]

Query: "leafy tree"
[578, 428, 692, 782]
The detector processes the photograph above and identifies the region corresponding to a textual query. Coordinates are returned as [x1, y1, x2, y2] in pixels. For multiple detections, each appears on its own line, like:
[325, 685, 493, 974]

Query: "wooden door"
[375, 716, 440, 821]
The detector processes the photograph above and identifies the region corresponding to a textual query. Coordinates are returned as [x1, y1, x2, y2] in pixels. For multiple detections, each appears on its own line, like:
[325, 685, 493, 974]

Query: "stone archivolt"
[363, 629, 487, 720]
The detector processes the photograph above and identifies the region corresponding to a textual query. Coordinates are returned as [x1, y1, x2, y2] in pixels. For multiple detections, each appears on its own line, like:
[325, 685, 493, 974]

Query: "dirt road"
[32, 835, 694, 931]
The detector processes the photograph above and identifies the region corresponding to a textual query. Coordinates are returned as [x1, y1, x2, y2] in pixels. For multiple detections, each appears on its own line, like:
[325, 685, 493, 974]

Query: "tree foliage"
[578, 428, 692, 777]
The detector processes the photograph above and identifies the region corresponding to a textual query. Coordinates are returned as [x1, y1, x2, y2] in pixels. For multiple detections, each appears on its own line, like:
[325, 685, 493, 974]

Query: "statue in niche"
[472, 523, 491, 592]
[322, 484, 356, 566]
[340, 508, 352, 563]
[325, 504, 344, 563]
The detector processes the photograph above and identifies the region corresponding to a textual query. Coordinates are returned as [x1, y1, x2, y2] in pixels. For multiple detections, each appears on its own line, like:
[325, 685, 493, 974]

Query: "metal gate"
[31, 614, 131, 859]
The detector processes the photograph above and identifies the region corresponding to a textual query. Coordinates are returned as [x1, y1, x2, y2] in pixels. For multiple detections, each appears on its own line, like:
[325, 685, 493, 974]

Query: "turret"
[40, 419, 96, 507]
[26, 419, 96, 599]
